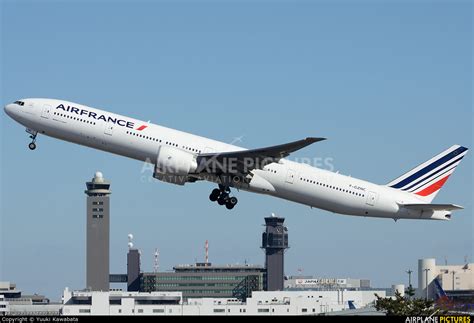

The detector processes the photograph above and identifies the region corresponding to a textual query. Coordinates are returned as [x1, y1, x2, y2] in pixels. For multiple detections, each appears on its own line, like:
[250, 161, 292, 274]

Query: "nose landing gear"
[26, 129, 38, 151]
[209, 185, 239, 210]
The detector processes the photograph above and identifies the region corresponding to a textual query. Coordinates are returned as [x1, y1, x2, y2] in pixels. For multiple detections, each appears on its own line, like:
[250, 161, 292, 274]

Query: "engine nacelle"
[248, 172, 276, 193]
[153, 146, 198, 186]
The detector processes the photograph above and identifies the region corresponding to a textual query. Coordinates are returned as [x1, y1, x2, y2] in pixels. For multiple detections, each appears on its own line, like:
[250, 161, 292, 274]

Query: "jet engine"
[153, 146, 198, 185]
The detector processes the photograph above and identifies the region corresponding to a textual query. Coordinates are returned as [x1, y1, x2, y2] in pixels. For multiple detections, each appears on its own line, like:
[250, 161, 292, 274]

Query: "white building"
[285, 277, 371, 290]
[0, 281, 62, 316]
[417, 258, 474, 299]
[61, 288, 385, 316]
[0, 295, 8, 315]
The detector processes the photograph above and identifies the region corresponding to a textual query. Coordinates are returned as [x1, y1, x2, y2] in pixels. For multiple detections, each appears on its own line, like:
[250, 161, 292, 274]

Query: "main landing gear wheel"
[225, 197, 238, 210]
[217, 194, 228, 206]
[209, 189, 220, 202]
[209, 186, 238, 210]
[28, 142, 37, 150]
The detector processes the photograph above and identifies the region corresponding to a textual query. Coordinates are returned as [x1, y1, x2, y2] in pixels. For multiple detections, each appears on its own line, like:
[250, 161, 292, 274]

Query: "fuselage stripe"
[402, 155, 464, 191]
[390, 146, 467, 189]
[415, 175, 451, 197]
[409, 165, 456, 193]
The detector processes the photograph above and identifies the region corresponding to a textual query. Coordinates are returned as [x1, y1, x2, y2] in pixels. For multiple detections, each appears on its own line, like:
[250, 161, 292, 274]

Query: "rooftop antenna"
[205, 240, 209, 265]
[127, 234, 134, 250]
[154, 248, 160, 273]
[461, 255, 469, 270]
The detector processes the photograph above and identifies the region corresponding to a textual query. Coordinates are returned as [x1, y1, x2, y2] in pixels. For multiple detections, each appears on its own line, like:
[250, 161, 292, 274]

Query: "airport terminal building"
[140, 263, 265, 300]
[285, 277, 371, 290]
[60, 288, 384, 316]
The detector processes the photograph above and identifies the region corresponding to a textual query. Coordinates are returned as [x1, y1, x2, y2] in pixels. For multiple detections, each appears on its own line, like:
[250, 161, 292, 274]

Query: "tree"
[405, 285, 416, 298]
[374, 291, 435, 316]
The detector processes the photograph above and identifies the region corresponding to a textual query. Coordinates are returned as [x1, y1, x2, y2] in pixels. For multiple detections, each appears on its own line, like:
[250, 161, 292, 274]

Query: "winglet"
[307, 137, 326, 143]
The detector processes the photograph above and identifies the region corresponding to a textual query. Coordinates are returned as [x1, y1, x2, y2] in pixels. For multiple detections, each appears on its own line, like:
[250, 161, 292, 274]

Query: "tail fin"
[348, 301, 357, 310]
[387, 145, 468, 202]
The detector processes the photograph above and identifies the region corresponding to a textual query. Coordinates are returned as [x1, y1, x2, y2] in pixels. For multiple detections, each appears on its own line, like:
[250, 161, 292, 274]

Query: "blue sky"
[1, 0, 472, 299]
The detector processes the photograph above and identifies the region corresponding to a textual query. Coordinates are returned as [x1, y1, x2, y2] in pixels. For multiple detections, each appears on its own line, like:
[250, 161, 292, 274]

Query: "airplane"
[4, 98, 469, 221]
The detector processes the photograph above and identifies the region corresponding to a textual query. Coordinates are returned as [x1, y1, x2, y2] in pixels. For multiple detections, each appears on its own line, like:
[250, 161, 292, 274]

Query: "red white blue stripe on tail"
[388, 145, 468, 201]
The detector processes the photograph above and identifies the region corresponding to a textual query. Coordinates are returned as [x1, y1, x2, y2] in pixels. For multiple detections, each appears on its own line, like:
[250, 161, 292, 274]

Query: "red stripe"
[415, 175, 450, 197]
[137, 125, 148, 131]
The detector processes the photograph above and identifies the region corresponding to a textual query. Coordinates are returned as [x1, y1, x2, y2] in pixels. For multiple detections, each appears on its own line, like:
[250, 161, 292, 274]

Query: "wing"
[195, 137, 326, 176]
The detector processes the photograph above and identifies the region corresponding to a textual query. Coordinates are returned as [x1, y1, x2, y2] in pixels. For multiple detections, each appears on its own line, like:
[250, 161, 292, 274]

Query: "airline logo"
[56, 104, 148, 131]
[390, 145, 468, 197]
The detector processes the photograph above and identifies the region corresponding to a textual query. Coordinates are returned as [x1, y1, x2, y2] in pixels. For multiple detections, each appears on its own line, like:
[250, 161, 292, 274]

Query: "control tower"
[261, 215, 289, 291]
[85, 171, 111, 291]
[127, 234, 141, 292]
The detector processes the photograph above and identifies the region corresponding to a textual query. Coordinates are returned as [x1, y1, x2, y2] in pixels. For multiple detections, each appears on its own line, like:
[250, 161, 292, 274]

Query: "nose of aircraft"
[4, 103, 14, 117]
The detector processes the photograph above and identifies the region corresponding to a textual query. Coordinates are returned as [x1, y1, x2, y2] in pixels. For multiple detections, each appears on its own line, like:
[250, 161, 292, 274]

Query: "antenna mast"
[154, 248, 159, 273]
[205, 240, 209, 265]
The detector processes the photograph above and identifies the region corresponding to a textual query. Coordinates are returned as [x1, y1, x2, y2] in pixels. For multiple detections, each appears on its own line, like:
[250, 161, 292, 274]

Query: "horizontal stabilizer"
[401, 204, 464, 211]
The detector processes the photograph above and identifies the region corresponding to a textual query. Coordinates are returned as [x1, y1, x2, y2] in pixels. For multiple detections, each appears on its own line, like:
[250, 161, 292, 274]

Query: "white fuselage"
[5, 98, 431, 220]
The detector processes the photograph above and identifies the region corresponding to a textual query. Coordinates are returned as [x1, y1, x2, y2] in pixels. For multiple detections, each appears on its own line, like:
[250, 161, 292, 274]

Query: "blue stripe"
[407, 164, 457, 193]
[390, 146, 468, 189]
[402, 155, 464, 191]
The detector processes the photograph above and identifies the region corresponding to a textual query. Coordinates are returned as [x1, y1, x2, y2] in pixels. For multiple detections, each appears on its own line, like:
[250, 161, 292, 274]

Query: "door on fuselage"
[286, 169, 296, 184]
[41, 104, 52, 119]
[104, 122, 114, 136]
[366, 191, 378, 206]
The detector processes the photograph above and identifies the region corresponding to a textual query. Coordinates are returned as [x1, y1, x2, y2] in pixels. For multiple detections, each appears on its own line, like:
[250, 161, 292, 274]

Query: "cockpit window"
[13, 100, 25, 106]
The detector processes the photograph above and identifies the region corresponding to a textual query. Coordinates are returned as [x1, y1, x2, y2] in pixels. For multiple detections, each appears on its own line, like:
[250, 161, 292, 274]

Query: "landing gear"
[209, 189, 220, 202]
[27, 129, 38, 151]
[209, 185, 238, 210]
[217, 194, 228, 206]
[226, 197, 238, 210]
